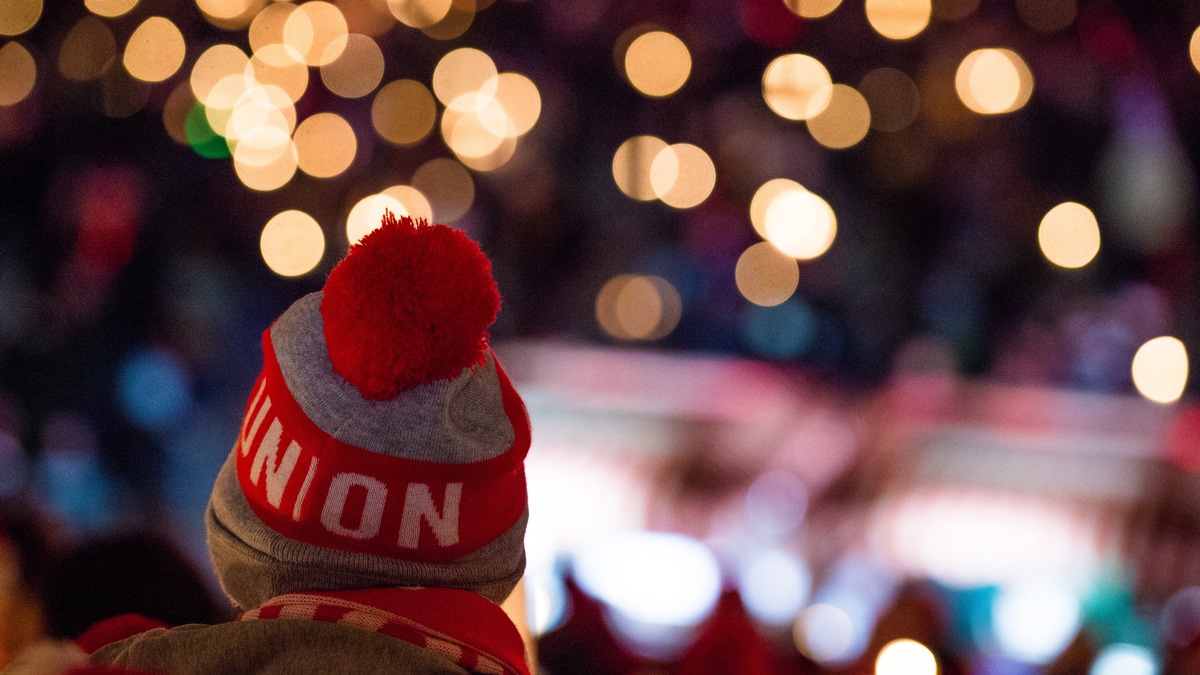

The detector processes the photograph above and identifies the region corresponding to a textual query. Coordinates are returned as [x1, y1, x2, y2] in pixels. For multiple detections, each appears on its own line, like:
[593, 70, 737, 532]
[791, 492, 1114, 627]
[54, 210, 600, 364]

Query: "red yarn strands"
[320, 212, 500, 399]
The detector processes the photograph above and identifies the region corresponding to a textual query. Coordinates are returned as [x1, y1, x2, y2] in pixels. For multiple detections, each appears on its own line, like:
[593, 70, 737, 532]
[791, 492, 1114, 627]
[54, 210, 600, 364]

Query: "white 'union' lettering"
[249, 418, 302, 509]
[239, 383, 269, 457]
[321, 472, 387, 540]
[398, 483, 462, 549]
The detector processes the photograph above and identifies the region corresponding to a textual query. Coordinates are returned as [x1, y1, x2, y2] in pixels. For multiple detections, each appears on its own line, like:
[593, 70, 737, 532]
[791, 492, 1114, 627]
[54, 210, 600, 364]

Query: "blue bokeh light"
[117, 346, 192, 430]
[741, 298, 818, 358]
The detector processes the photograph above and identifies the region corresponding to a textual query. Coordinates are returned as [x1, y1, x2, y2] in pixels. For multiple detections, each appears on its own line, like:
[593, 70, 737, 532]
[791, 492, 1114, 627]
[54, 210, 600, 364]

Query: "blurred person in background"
[41, 531, 227, 641]
[0, 497, 62, 667]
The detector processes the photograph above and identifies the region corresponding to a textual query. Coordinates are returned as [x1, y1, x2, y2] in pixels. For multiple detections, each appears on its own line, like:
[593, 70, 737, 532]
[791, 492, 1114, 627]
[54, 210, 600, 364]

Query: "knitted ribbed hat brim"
[207, 451, 527, 610]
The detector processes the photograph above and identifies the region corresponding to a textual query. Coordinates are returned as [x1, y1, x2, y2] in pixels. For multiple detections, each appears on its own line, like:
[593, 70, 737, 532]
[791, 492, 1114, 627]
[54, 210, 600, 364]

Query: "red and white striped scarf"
[238, 588, 529, 675]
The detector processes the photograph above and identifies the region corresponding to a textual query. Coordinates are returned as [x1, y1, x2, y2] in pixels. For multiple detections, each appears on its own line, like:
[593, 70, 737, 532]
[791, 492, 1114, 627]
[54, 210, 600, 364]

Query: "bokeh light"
[1162, 586, 1200, 648]
[0, 42, 36, 106]
[346, 193, 406, 245]
[613, 135, 669, 201]
[418, 0, 475, 41]
[191, 44, 250, 104]
[185, 101, 230, 158]
[236, 83, 294, 141]
[865, 0, 931, 40]
[441, 94, 511, 158]
[993, 581, 1082, 664]
[230, 84, 296, 137]
[85, 0, 137, 18]
[294, 112, 357, 178]
[320, 33, 385, 98]
[526, 574, 568, 637]
[117, 347, 191, 430]
[783, 0, 842, 19]
[284, 1, 349, 66]
[195, 0, 263, 29]
[432, 47, 497, 109]
[595, 274, 683, 341]
[751, 178, 803, 238]
[1016, 0, 1076, 34]
[735, 242, 800, 307]
[58, 16, 116, 82]
[738, 549, 811, 626]
[248, 2, 297, 56]
[763, 186, 838, 259]
[372, 79, 437, 145]
[490, 72, 541, 136]
[411, 157, 474, 222]
[0, 0, 40, 36]
[794, 603, 856, 664]
[123, 16, 186, 83]
[249, 44, 308, 103]
[228, 102, 293, 167]
[238, 96, 297, 158]
[388, 0, 453, 29]
[875, 639, 938, 675]
[742, 299, 818, 358]
[260, 210, 325, 277]
[1038, 202, 1100, 269]
[203, 73, 255, 136]
[762, 53, 832, 121]
[955, 48, 1034, 115]
[1089, 644, 1157, 675]
[650, 143, 716, 209]
[233, 140, 297, 191]
[162, 82, 195, 145]
[744, 470, 809, 535]
[1131, 336, 1189, 404]
[380, 185, 433, 223]
[196, 0, 255, 21]
[573, 530, 720, 626]
[1193, 27, 1200, 75]
[345, 8, 401, 38]
[454, 133, 517, 172]
[860, 67, 920, 132]
[623, 30, 691, 98]
[807, 84, 871, 149]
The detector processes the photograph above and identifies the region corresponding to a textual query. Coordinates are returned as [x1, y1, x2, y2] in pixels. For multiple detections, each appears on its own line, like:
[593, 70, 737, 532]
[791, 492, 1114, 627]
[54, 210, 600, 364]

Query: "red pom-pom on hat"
[320, 212, 500, 399]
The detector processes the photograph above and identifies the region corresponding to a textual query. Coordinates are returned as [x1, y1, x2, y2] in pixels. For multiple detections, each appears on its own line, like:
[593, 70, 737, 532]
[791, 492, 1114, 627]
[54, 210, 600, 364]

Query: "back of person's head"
[42, 531, 226, 639]
[206, 214, 531, 610]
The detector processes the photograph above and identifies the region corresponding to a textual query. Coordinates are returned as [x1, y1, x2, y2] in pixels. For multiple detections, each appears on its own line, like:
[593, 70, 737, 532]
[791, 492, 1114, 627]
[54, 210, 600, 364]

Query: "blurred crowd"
[0, 496, 228, 666]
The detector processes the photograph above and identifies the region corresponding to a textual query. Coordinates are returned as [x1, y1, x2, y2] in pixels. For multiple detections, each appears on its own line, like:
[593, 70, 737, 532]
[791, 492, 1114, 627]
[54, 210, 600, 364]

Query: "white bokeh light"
[794, 602, 857, 664]
[573, 530, 721, 627]
[993, 580, 1083, 664]
[739, 549, 811, 626]
[1090, 644, 1158, 675]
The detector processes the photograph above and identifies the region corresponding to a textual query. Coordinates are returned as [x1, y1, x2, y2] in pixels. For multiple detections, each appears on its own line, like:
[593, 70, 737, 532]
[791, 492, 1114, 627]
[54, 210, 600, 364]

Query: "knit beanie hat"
[206, 213, 530, 611]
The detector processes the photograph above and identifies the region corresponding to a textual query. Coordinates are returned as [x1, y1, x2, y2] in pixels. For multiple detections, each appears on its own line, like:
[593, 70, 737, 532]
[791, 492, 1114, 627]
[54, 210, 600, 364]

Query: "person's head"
[42, 531, 225, 639]
[206, 213, 530, 610]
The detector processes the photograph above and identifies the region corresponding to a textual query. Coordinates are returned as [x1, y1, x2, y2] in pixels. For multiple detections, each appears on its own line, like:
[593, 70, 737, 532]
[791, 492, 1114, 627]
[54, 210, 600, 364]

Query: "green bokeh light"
[184, 102, 229, 160]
